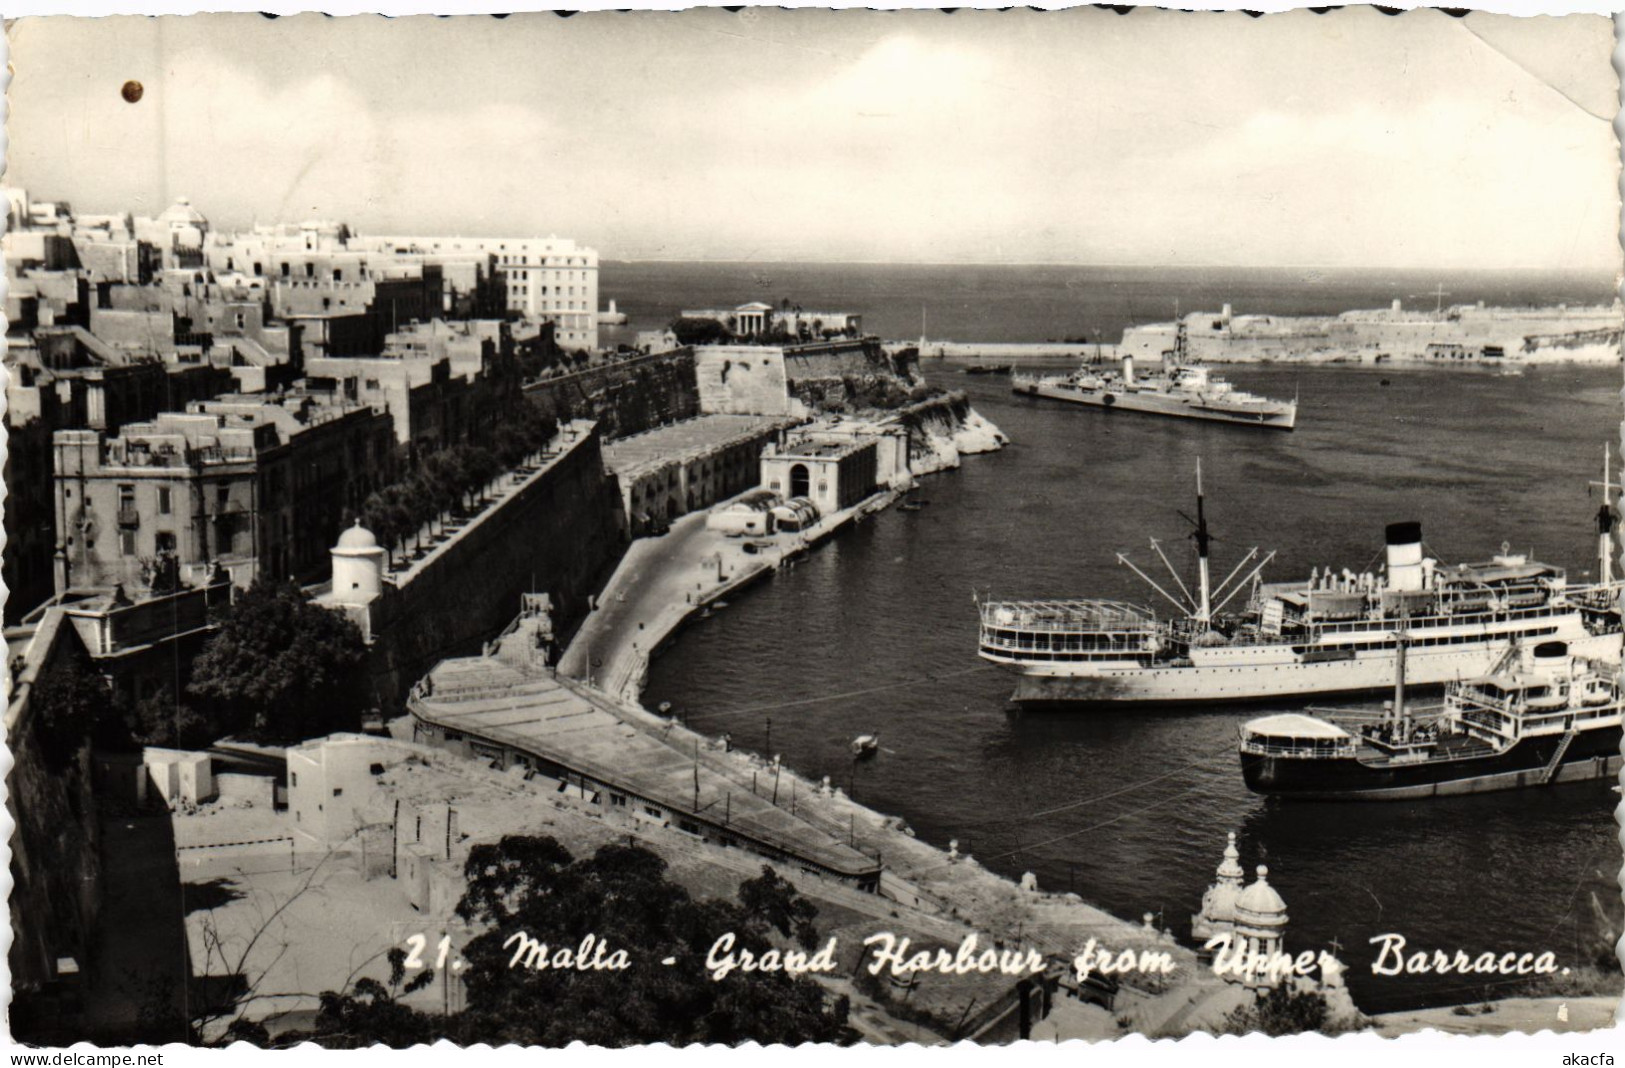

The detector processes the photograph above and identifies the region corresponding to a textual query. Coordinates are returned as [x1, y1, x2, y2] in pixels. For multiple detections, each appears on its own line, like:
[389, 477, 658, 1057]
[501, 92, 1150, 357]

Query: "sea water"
[632, 262, 1622, 1012]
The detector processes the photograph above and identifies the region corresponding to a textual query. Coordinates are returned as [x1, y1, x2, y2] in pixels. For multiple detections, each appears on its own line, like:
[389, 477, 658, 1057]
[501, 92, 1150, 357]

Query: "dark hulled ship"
[1239, 640, 1623, 800]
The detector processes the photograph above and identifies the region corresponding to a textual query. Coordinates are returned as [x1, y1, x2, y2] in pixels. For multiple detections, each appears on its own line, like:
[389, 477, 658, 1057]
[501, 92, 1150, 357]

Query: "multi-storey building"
[352, 235, 599, 351]
[52, 394, 396, 596]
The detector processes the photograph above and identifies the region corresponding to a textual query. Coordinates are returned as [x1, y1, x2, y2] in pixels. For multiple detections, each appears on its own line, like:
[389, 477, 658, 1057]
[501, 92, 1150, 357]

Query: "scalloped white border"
[0, 3, 1618, 1065]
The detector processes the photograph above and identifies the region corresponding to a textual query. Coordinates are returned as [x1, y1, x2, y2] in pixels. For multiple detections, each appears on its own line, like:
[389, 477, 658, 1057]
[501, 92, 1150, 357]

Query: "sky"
[5, 9, 1620, 270]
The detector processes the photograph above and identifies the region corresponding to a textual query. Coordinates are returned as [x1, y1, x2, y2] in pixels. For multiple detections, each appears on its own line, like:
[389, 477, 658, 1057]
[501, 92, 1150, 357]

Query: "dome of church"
[1235, 865, 1289, 929]
[158, 196, 208, 227]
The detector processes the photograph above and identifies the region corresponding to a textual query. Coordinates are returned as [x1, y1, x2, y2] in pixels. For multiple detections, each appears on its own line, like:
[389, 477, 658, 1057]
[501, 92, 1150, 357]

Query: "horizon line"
[598, 257, 1621, 276]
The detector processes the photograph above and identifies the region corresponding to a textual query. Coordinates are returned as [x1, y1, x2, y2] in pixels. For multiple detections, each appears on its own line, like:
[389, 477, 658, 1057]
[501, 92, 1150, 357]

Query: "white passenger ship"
[977, 464, 1624, 706]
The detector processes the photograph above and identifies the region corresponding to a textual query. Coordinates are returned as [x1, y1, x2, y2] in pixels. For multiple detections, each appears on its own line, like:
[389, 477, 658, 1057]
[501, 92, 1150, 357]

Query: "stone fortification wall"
[6, 612, 103, 1026]
[523, 349, 700, 438]
[358, 427, 625, 707]
[693, 346, 794, 415]
[1123, 306, 1625, 364]
[783, 338, 890, 382]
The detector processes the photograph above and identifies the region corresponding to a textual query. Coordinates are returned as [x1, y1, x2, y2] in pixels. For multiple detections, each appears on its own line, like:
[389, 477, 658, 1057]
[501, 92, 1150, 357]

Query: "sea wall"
[354, 424, 625, 707]
[522, 349, 700, 438]
[911, 341, 1118, 364]
[886, 391, 1008, 476]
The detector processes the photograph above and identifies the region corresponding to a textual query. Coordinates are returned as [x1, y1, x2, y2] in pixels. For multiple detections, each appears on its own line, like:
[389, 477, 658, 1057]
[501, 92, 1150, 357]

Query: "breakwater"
[900, 340, 1121, 364]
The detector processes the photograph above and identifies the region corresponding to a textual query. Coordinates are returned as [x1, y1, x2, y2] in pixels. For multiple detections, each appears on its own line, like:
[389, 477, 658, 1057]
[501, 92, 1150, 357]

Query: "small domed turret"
[1235, 865, 1289, 929]
[336, 521, 380, 551]
[330, 519, 386, 606]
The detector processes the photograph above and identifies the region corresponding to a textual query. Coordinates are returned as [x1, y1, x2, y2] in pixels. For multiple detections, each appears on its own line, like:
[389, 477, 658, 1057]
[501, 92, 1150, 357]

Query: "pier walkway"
[559, 486, 900, 701]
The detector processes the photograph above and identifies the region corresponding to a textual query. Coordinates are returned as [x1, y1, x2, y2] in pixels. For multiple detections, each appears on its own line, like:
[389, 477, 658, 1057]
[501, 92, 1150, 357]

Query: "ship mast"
[1392, 605, 1408, 720]
[1599, 442, 1616, 586]
[1194, 458, 1212, 626]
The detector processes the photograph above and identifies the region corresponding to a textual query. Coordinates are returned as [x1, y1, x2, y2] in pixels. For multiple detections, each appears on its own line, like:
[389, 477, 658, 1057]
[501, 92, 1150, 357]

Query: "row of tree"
[356, 405, 560, 564]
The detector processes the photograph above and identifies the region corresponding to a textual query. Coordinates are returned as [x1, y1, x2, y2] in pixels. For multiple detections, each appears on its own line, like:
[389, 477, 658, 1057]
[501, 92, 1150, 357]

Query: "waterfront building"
[602, 414, 802, 536]
[759, 432, 880, 517]
[680, 301, 862, 343]
[52, 393, 396, 595]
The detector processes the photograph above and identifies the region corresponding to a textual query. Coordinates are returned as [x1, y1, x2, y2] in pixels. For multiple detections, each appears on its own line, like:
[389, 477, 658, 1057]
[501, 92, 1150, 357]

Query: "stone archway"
[789, 463, 810, 499]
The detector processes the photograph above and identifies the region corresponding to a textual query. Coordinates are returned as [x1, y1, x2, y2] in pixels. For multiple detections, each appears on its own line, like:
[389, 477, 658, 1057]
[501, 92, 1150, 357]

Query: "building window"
[158, 487, 171, 514]
[332, 269, 342, 282]
[332, 787, 343, 797]
[156, 531, 176, 554]
[305, 263, 315, 279]
[119, 530, 137, 556]
[281, 263, 291, 278]
[291, 772, 298, 786]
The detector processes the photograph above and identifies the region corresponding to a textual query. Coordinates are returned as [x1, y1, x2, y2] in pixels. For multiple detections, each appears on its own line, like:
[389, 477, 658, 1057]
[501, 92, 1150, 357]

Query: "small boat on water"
[1239, 639, 1624, 800]
[851, 733, 880, 758]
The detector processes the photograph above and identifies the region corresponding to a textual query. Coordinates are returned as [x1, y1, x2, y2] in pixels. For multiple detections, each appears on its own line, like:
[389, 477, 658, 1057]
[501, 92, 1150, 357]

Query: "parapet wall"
[358, 426, 625, 707]
[523, 349, 700, 438]
[6, 611, 103, 1025]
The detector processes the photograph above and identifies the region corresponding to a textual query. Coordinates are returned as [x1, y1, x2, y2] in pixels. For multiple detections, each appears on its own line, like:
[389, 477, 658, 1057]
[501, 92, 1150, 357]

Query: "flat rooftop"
[602, 414, 799, 480]
[774, 436, 874, 460]
[412, 644, 875, 878]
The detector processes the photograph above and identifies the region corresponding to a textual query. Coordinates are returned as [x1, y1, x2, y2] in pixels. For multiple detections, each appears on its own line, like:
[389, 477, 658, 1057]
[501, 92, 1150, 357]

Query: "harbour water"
[643, 311, 1622, 1012]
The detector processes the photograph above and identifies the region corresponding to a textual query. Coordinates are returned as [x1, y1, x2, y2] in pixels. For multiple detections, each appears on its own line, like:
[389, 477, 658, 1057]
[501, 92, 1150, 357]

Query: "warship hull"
[1014, 378, 1296, 430]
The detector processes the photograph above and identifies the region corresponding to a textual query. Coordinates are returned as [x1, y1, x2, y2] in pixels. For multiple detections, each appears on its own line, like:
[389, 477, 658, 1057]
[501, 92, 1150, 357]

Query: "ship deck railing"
[979, 598, 1158, 633]
[1238, 736, 1360, 759]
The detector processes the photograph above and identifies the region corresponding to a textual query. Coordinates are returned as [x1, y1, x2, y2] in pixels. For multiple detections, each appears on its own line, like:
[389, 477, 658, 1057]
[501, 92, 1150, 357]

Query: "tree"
[669, 317, 731, 346]
[305, 949, 439, 1049]
[737, 865, 819, 950]
[28, 642, 120, 770]
[187, 580, 367, 742]
[1220, 986, 1340, 1037]
[124, 682, 217, 750]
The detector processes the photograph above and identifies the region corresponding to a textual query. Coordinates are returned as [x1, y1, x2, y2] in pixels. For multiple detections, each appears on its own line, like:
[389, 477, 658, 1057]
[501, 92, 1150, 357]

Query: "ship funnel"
[1122, 354, 1135, 386]
[1385, 521, 1424, 592]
